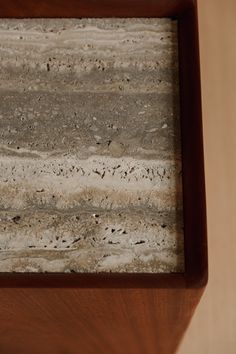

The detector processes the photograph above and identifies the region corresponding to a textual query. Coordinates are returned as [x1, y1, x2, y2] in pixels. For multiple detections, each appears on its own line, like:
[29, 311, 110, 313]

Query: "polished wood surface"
[0, 1, 207, 353]
[0, 287, 204, 354]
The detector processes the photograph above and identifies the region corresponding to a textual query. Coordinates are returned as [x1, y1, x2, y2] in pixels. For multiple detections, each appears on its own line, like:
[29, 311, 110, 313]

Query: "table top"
[0, 18, 184, 273]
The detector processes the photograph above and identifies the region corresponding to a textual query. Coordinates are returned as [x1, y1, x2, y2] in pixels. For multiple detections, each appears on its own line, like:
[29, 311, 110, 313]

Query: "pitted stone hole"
[12, 215, 21, 224]
[0, 18, 184, 273]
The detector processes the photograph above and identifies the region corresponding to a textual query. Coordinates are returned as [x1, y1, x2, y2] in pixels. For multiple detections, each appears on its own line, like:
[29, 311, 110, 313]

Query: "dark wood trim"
[0, 0, 208, 290]
[0, 273, 187, 289]
[0, 0, 192, 18]
[178, 4, 208, 288]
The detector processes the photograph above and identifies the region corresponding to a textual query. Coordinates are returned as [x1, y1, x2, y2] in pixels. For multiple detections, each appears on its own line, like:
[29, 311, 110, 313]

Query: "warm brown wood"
[0, 1, 208, 353]
[0, 287, 204, 354]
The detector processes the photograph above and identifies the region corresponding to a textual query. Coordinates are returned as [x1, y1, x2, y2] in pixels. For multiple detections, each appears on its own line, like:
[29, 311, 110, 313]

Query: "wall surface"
[178, 0, 236, 353]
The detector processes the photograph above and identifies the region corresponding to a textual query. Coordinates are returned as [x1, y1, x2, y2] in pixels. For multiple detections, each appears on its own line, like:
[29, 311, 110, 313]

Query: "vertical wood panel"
[0, 287, 203, 354]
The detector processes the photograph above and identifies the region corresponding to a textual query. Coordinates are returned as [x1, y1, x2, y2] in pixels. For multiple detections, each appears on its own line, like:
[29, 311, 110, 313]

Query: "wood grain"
[0, 287, 204, 354]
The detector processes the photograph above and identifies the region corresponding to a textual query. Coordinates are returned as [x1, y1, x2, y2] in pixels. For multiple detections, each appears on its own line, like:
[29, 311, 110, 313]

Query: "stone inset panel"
[0, 19, 184, 272]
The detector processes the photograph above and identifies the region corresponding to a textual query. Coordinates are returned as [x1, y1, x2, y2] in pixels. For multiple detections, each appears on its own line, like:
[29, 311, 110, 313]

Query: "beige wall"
[178, 0, 236, 353]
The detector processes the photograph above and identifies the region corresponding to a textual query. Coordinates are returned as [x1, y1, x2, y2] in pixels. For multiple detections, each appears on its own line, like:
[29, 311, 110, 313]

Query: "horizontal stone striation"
[0, 19, 184, 273]
[0, 156, 182, 210]
[0, 18, 179, 94]
[0, 209, 183, 273]
[0, 91, 180, 159]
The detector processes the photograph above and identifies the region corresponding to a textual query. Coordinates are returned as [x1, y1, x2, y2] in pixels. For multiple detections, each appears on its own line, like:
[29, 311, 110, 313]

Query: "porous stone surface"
[0, 18, 184, 273]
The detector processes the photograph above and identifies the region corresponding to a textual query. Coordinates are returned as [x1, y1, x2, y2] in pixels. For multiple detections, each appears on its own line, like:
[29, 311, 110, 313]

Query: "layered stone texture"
[0, 19, 184, 273]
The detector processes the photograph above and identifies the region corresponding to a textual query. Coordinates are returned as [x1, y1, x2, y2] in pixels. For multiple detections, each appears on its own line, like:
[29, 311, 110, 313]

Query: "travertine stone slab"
[0, 19, 184, 273]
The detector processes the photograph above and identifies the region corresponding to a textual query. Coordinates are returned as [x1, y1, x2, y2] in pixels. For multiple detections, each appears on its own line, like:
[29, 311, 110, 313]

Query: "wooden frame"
[0, 1, 207, 354]
[0, 0, 207, 289]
